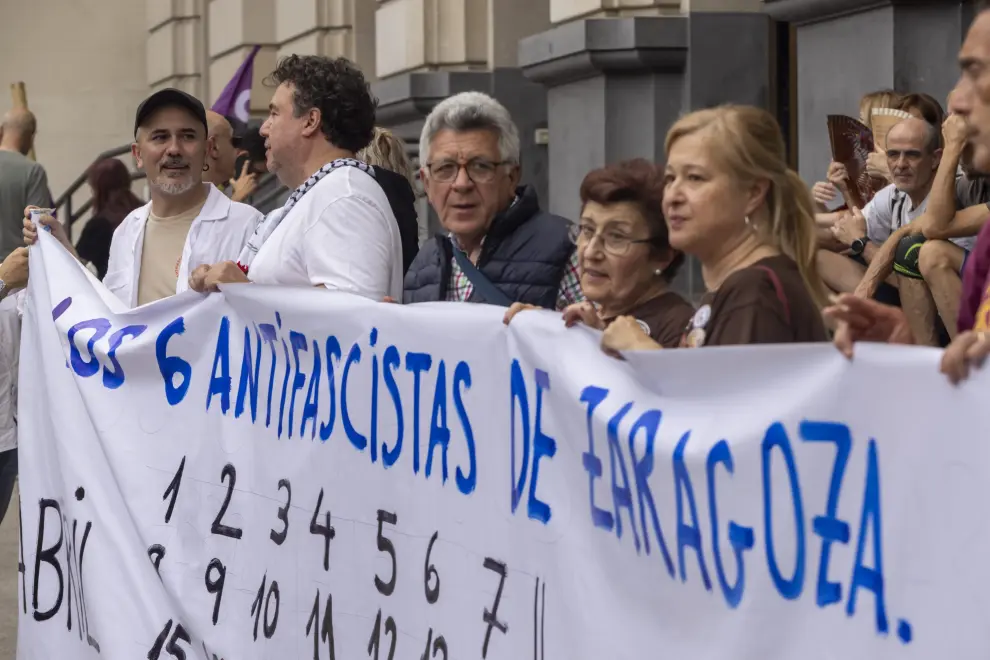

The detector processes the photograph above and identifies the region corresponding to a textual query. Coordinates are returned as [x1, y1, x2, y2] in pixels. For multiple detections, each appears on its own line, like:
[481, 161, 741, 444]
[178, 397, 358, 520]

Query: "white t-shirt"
[863, 183, 976, 251]
[248, 166, 403, 300]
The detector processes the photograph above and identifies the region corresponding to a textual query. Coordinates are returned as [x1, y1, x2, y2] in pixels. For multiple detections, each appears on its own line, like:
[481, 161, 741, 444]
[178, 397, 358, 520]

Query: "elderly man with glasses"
[403, 92, 584, 309]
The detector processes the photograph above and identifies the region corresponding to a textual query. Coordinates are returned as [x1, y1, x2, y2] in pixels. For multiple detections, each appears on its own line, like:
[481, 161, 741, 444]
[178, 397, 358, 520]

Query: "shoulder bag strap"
[452, 248, 514, 307]
[754, 265, 791, 326]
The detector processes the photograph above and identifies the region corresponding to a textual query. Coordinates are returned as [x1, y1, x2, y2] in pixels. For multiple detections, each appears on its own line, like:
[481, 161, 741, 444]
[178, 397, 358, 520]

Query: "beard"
[153, 160, 197, 195]
[153, 178, 198, 196]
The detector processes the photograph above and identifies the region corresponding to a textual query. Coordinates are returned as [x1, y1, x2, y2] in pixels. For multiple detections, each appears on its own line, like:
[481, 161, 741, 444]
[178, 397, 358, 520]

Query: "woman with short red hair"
[75, 157, 143, 279]
[505, 158, 694, 348]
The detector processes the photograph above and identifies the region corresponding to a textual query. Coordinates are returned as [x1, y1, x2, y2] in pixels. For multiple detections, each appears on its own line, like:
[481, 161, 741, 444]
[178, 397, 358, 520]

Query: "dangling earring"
[203, 163, 210, 172]
[745, 215, 756, 230]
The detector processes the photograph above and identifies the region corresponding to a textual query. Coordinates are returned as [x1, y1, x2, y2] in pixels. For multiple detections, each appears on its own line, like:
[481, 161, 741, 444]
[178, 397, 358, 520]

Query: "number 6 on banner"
[424, 531, 440, 604]
[156, 318, 192, 406]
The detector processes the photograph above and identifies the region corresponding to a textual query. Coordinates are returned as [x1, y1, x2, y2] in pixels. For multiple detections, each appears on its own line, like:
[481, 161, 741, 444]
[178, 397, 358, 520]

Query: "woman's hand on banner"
[502, 302, 540, 325]
[600, 315, 660, 357]
[561, 302, 604, 330]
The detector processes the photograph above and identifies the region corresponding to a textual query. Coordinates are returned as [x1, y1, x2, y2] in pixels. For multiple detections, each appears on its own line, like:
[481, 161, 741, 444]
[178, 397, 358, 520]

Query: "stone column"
[275, 0, 377, 78]
[519, 16, 688, 220]
[519, 0, 776, 299]
[764, 0, 976, 185]
[206, 0, 278, 111]
[147, 0, 207, 97]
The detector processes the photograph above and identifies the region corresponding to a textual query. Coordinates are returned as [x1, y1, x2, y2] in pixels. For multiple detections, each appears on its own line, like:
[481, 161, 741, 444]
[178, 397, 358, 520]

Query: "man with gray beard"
[24, 89, 262, 307]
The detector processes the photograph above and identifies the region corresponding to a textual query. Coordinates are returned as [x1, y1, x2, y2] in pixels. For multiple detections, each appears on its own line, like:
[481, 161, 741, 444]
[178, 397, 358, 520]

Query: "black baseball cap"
[134, 88, 208, 137]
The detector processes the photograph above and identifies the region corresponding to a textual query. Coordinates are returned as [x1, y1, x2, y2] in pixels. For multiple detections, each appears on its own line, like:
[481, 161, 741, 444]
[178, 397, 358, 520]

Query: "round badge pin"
[686, 327, 706, 348]
[692, 304, 712, 329]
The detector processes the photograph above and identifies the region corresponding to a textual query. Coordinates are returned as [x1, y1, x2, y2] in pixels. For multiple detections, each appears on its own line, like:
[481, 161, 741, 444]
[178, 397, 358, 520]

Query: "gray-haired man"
[403, 92, 583, 309]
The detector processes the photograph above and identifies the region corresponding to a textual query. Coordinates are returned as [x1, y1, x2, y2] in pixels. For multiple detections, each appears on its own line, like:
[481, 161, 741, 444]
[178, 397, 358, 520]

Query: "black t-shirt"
[75, 214, 115, 280]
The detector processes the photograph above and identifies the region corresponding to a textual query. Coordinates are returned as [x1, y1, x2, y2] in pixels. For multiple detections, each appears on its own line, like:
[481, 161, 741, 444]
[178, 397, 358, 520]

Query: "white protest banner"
[16, 233, 990, 659]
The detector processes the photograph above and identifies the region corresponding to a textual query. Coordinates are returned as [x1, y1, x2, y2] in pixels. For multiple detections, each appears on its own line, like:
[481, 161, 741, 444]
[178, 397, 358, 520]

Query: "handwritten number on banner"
[306, 590, 336, 659]
[147, 545, 166, 576]
[481, 558, 509, 658]
[211, 464, 243, 540]
[270, 479, 291, 545]
[204, 559, 226, 625]
[250, 574, 280, 641]
[421, 628, 448, 660]
[367, 608, 397, 660]
[533, 577, 546, 660]
[148, 620, 191, 660]
[310, 488, 336, 571]
[375, 510, 398, 596]
[424, 531, 440, 604]
[162, 456, 185, 524]
[156, 317, 192, 406]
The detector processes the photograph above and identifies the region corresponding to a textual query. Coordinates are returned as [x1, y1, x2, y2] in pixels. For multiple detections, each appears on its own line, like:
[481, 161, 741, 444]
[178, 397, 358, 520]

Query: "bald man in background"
[205, 110, 257, 203]
[0, 108, 50, 260]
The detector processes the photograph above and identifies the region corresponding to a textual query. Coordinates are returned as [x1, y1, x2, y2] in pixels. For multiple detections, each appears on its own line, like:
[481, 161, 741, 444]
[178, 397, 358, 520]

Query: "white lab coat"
[103, 184, 262, 307]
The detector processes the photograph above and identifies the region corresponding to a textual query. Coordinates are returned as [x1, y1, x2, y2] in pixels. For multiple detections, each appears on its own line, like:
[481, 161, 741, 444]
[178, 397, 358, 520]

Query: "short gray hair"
[419, 92, 520, 166]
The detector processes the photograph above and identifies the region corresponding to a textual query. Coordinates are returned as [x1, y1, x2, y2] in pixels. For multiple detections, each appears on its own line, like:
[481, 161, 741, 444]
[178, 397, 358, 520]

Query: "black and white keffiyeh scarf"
[236, 158, 375, 274]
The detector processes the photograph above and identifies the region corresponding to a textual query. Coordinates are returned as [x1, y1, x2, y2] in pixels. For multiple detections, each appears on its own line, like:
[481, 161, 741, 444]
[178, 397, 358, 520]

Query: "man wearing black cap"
[24, 88, 262, 308]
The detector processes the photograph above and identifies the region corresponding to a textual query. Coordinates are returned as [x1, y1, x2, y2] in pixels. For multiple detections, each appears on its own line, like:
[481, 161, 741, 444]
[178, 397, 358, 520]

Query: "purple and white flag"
[211, 45, 261, 123]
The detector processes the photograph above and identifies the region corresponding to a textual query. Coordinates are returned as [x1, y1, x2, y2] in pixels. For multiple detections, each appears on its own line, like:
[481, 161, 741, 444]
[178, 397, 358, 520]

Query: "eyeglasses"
[571, 223, 656, 257]
[426, 159, 507, 184]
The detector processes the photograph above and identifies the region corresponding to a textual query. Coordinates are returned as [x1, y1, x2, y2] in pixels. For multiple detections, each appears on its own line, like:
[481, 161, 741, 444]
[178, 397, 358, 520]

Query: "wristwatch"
[0, 279, 9, 301]
[849, 236, 868, 256]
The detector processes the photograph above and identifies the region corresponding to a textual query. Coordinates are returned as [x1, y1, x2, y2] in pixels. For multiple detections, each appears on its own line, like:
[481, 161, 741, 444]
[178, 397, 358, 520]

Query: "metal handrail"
[249, 172, 287, 211]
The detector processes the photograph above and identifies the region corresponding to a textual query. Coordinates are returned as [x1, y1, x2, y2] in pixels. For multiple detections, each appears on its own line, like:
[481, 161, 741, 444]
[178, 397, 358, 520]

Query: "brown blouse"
[681, 255, 827, 348]
[603, 291, 696, 349]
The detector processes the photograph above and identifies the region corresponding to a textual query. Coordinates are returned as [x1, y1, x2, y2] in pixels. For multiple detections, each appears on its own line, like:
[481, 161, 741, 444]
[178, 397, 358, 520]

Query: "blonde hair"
[358, 127, 415, 187]
[859, 89, 901, 127]
[664, 105, 830, 310]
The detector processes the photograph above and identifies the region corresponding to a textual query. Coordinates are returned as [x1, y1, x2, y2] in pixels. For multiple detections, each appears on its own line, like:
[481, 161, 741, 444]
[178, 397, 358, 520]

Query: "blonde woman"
[601, 105, 829, 352]
[358, 127, 420, 273]
[359, 127, 416, 186]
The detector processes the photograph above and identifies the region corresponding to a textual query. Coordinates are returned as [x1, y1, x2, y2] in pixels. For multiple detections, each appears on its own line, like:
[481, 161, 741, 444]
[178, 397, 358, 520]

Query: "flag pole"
[9, 81, 36, 161]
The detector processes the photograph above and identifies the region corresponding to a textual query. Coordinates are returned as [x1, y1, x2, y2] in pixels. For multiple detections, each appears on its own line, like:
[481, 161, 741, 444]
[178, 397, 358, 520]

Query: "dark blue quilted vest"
[403, 186, 575, 308]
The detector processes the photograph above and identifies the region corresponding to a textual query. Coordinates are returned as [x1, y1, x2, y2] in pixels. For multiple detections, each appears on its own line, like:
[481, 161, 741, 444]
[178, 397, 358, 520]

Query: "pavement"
[0, 487, 19, 659]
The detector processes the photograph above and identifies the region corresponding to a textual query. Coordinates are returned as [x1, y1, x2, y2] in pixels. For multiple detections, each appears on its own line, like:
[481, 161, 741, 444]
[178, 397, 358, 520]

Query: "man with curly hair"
[190, 55, 403, 300]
